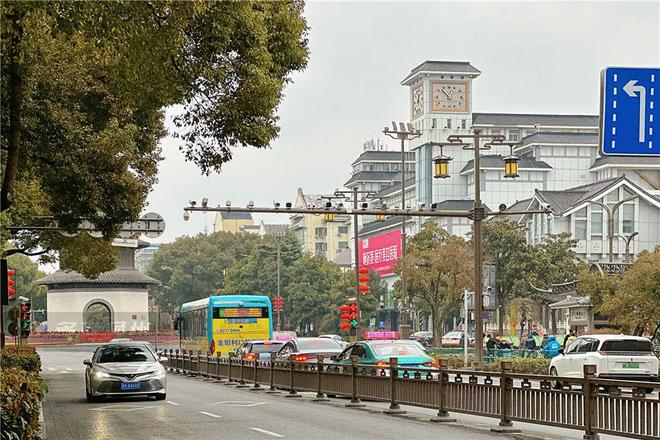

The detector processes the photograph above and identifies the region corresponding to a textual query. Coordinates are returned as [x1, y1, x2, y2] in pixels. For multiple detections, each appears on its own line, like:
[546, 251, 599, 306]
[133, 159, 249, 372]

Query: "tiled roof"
[472, 113, 598, 127]
[549, 295, 591, 309]
[519, 131, 599, 147]
[501, 198, 532, 223]
[401, 61, 481, 84]
[432, 200, 491, 212]
[351, 151, 415, 166]
[460, 155, 552, 173]
[590, 155, 660, 170]
[262, 223, 289, 237]
[373, 177, 416, 198]
[218, 211, 253, 220]
[344, 171, 400, 187]
[34, 269, 160, 286]
[358, 216, 410, 237]
[534, 177, 621, 215]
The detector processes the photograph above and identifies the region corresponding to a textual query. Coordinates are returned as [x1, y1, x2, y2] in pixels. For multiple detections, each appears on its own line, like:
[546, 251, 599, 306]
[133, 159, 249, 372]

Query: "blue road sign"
[600, 67, 659, 156]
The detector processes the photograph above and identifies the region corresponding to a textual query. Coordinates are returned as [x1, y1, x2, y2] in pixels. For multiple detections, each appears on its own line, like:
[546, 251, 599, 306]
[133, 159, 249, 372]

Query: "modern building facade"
[344, 140, 415, 194]
[290, 188, 351, 263]
[134, 243, 161, 273]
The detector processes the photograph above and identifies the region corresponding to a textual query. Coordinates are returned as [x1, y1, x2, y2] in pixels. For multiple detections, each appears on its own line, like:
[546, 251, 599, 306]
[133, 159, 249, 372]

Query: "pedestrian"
[541, 335, 561, 358]
[563, 329, 576, 350]
[486, 334, 496, 357]
[525, 333, 537, 355]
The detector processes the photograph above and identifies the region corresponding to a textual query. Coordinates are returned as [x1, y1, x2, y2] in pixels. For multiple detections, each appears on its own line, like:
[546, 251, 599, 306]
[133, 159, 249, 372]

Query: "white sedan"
[549, 334, 659, 388]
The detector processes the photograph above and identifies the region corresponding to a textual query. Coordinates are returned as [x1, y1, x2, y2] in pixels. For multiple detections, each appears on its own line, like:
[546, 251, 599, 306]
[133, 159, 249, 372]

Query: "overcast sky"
[146, 0, 659, 244]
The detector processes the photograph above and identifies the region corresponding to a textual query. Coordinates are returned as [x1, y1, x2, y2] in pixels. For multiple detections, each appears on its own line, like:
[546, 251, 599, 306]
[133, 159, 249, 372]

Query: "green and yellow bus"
[179, 295, 273, 357]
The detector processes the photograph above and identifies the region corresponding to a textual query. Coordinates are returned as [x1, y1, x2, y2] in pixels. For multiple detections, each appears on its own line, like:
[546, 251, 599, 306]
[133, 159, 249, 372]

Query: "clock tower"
[401, 60, 481, 207]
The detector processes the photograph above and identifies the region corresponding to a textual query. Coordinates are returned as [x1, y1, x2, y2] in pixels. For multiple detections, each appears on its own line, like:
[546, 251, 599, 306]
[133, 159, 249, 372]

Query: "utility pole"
[383, 122, 421, 333]
[276, 237, 282, 331]
[586, 195, 638, 262]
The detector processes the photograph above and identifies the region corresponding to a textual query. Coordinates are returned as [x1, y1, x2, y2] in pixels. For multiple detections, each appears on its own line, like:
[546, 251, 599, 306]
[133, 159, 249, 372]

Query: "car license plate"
[622, 363, 639, 369]
[120, 382, 140, 391]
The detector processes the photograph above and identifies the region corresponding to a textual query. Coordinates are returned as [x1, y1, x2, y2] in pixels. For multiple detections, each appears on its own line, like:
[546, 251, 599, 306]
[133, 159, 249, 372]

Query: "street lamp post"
[383, 122, 422, 331]
[276, 234, 282, 331]
[323, 188, 377, 340]
[585, 195, 638, 262]
[433, 131, 520, 365]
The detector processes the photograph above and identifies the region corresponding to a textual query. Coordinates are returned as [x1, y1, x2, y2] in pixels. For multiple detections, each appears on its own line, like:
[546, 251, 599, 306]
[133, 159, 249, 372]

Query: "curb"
[38, 401, 46, 439]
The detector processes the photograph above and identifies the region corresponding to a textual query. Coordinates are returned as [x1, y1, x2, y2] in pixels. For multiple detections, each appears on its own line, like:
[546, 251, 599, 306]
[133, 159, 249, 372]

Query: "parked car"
[235, 340, 284, 361]
[410, 331, 434, 347]
[84, 342, 167, 402]
[549, 334, 659, 389]
[330, 340, 438, 375]
[275, 337, 343, 363]
[441, 331, 474, 348]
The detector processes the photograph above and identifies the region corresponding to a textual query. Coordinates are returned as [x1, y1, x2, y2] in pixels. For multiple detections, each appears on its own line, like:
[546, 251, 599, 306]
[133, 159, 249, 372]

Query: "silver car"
[84, 342, 167, 402]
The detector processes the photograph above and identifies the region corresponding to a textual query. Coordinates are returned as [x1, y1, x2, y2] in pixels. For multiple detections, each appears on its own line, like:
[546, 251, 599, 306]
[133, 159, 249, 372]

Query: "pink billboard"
[358, 229, 402, 275]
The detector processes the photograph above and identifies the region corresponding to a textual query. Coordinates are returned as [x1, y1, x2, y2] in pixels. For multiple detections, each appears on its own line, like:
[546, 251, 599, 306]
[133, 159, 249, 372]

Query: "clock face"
[431, 82, 468, 113]
[411, 84, 424, 118]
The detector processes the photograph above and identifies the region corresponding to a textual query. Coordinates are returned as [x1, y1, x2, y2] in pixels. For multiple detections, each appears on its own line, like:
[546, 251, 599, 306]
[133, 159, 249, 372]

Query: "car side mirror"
[330, 355, 338, 361]
[558, 348, 564, 355]
[83, 359, 92, 367]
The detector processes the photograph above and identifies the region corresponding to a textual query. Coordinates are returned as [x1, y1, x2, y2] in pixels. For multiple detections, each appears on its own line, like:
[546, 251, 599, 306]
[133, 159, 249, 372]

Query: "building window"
[591, 210, 603, 236]
[447, 119, 452, 129]
[338, 241, 349, 249]
[461, 119, 466, 129]
[509, 129, 520, 141]
[491, 129, 502, 136]
[575, 219, 587, 240]
[622, 204, 635, 233]
[432, 118, 437, 129]
[315, 227, 327, 239]
[315, 242, 327, 254]
[338, 226, 349, 234]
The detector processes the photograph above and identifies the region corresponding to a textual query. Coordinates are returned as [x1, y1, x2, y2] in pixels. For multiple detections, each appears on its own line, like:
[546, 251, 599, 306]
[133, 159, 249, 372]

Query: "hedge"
[434, 354, 551, 375]
[1, 347, 47, 440]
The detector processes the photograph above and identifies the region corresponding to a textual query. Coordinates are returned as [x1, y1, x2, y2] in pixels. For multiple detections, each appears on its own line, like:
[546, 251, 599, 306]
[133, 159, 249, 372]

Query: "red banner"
[358, 230, 401, 275]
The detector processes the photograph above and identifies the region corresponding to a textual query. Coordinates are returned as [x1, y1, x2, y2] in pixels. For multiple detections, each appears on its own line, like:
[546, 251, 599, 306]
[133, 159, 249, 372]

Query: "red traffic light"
[339, 304, 351, 313]
[340, 313, 351, 320]
[359, 285, 370, 292]
[358, 267, 369, 274]
[7, 268, 16, 301]
[349, 303, 358, 312]
[359, 275, 369, 283]
[340, 322, 352, 331]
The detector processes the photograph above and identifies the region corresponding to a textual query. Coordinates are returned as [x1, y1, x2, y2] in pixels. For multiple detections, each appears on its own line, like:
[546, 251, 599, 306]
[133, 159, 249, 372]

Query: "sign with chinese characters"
[358, 230, 402, 275]
[570, 308, 588, 324]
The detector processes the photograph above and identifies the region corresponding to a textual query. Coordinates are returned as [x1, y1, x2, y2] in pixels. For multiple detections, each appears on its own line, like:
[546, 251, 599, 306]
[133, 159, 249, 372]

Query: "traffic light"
[358, 267, 369, 296]
[1, 259, 16, 305]
[339, 304, 352, 331]
[273, 296, 284, 311]
[20, 302, 31, 337]
[349, 302, 359, 329]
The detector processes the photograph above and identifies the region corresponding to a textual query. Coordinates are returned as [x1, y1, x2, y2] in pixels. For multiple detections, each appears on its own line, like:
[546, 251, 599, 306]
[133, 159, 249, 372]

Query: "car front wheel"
[85, 381, 98, 403]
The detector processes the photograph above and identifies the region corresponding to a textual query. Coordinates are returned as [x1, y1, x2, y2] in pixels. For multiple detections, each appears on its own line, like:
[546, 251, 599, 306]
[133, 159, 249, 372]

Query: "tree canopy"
[1, 1, 309, 276]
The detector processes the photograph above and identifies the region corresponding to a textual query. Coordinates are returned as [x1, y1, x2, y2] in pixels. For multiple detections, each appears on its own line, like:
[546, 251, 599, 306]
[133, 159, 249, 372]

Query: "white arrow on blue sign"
[600, 67, 659, 156]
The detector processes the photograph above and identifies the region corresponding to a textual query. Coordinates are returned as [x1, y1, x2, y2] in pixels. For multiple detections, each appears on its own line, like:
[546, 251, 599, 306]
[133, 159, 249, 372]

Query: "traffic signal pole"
[352, 187, 361, 340]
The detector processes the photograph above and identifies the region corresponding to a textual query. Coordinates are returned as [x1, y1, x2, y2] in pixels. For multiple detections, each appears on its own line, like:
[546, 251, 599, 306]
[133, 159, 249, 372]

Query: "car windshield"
[372, 343, 428, 357]
[97, 346, 155, 363]
[252, 342, 284, 354]
[444, 332, 462, 338]
[600, 339, 652, 352]
[297, 339, 341, 350]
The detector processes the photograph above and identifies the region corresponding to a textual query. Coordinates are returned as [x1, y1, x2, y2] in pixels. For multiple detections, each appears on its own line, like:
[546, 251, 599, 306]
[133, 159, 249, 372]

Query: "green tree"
[598, 248, 660, 336]
[483, 220, 538, 334]
[532, 233, 586, 286]
[576, 269, 619, 310]
[1, 2, 309, 275]
[395, 222, 473, 341]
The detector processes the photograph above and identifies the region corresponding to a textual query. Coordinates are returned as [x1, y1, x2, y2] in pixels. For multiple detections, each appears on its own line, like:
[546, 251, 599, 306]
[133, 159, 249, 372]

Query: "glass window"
[432, 118, 437, 129]
[491, 129, 502, 136]
[315, 242, 327, 252]
[509, 129, 520, 141]
[600, 339, 652, 353]
[315, 227, 327, 238]
[461, 119, 466, 129]
[566, 339, 581, 354]
[338, 241, 349, 249]
[297, 338, 342, 350]
[447, 119, 452, 129]
[575, 219, 587, 240]
[591, 211, 603, 235]
[575, 207, 587, 218]
[623, 186, 635, 198]
[97, 346, 155, 363]
[606, 190, 619, 202]
[338, 226, 349, 234]
[371, 343, 428, 357]
[622, 204, 634, 233]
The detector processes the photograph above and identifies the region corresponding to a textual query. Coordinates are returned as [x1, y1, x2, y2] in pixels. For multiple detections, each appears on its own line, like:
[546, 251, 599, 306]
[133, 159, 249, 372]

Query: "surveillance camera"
[247, 201, 254, 208]
[183, 211, 190, 221]
[274, 202, 280, 209]
[201, 198, 208, 208]
[418, 203, 425, 210]
[189, 200, 197, 207]
[361, 203, 368, 210]
[285, 202, 292, 209]
[226, 201, 231, 207]
[541, 203, 551, 210]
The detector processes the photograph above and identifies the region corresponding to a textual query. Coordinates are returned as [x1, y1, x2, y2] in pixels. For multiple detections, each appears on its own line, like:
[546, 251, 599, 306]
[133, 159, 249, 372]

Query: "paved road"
[39, 345, 505, 440]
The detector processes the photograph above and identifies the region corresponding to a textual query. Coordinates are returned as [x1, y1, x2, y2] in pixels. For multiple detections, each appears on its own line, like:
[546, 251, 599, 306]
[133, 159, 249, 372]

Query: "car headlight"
[93, 371, 111, 378]
[144, 368, 166, 380]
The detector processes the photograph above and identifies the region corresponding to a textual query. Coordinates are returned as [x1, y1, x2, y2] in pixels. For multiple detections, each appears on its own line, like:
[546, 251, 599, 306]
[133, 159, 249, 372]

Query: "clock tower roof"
[401, 60, 481, 85]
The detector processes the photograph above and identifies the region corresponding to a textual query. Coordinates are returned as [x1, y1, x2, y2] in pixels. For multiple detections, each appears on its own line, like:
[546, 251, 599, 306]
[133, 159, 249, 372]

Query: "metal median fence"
[164, 349, 659, 440]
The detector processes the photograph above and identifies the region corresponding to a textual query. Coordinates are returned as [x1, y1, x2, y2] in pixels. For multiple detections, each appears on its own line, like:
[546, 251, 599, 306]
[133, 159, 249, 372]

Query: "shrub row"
[434, 354, 550, 375]
[1, 347, 47, 440]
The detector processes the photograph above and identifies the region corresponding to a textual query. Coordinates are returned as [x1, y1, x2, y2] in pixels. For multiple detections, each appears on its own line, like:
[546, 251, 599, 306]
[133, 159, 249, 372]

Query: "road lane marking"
[250, 428, 283, 438]
[165, 401, 180, 406]
[88, 405, 156, 412]
[199, 411, 222, 419]
[207, 400, 267, 407]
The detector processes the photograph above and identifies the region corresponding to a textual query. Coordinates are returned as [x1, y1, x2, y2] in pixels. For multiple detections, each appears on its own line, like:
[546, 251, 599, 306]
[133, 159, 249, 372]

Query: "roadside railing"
[162, 349, 659, 440]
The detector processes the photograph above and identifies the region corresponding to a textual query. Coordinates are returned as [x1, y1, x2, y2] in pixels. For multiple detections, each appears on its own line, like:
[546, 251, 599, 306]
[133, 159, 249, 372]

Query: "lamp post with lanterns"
[430, 130, 520, 365]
